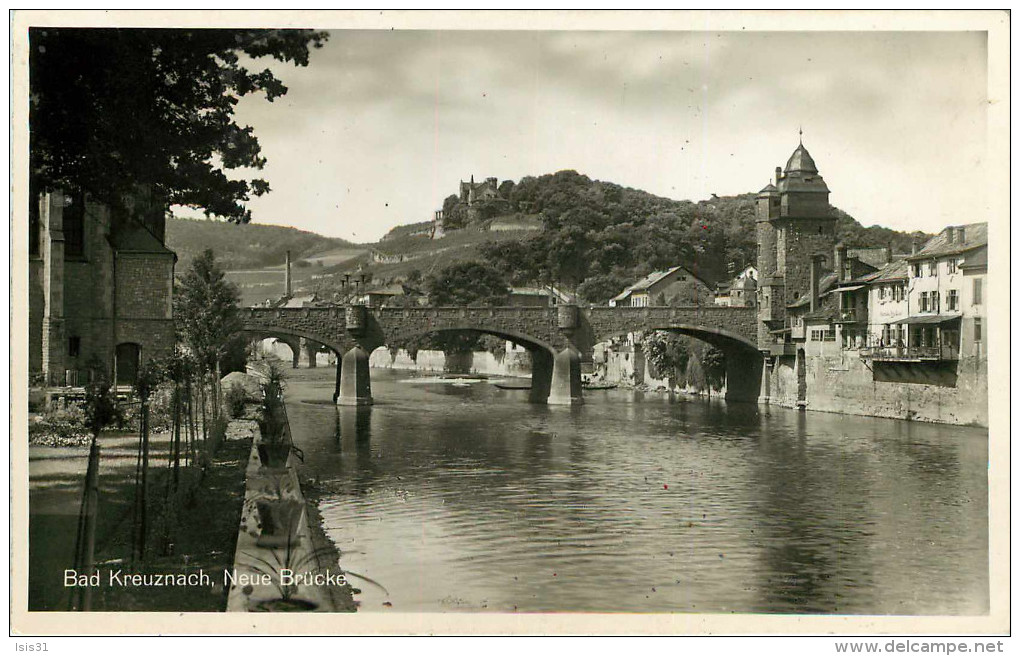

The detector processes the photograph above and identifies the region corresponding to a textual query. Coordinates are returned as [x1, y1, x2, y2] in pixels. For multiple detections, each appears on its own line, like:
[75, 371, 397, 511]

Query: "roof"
[732, 276, 757, 290]
[758, 183, 777, 195]
[785, 143, 819, 174]
[613, 266, 709, 302]
[108, 220, 175, 256]
[907, 223, 987, 260]
[961, 247, 987, 271]
[847, 247, 900, 269]
[860, 259, 909, 285]
[365, 286, 405, 296]
[279, 294, 320, 308]
[787, 272, 838, 309]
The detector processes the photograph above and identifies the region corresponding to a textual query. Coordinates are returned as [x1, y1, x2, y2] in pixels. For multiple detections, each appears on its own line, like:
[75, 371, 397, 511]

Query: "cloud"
[204, 29, 988, 241]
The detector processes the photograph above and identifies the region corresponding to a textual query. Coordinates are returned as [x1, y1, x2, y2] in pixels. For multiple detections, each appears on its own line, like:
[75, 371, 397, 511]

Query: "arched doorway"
[115, 342, 141, 385]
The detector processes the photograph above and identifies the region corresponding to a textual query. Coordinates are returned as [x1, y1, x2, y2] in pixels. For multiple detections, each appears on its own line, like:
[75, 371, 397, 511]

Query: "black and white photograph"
[10, 9, 1009, 639]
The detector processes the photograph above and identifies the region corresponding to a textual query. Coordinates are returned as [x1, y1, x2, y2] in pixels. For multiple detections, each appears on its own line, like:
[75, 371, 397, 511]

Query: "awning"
[831, 285, 866, 293]
[896, 315, 962, 326]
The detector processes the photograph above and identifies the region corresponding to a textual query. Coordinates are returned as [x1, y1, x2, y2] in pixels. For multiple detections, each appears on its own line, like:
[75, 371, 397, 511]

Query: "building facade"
[610, 266, 713, 307]
[29, 189, 176, 387]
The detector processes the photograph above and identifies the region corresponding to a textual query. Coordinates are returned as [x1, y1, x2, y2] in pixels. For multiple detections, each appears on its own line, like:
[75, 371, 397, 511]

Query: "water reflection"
[286, 368, 987, 614]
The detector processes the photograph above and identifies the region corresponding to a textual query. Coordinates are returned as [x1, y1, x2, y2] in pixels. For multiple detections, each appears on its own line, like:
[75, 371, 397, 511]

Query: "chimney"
[957, 226, 965, 244]
[834, 244, 847, 282]
[285, 250, 292, 297]
[885, 245, 893, 264]
[911, 235, 920, 255]
[775, 166, 782, 183]
[809, 254, 824, 313]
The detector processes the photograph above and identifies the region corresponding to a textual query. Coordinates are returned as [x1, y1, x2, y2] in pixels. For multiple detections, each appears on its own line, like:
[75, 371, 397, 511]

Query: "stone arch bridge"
[238, 304, 761, 406]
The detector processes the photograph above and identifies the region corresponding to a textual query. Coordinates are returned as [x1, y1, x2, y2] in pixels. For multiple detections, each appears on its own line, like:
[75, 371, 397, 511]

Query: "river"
[283, 366, 988, 614]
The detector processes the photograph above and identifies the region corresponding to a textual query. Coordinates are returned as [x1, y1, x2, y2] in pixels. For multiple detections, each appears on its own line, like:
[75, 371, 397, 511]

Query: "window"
[928, 260, 938, 277]
[947, 290, 959, 311]
[931, 291, 939, 313]
[974, 318, 982, 343]
[919, 292, 929, 312]
[947, 259, 958, 274]
[973, 278, 983, 305]
[63, 190, 85, 258]
[68, 336, 81, 358]
[911, 263, 922, 278]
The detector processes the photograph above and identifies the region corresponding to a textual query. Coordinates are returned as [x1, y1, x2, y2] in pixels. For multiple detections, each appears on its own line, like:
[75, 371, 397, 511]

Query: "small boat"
[494, 382, 531, 390]
[583, 382, 618, 390]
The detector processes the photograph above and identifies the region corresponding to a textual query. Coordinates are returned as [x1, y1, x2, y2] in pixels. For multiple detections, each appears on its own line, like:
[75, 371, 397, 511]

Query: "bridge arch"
[379, 323, 558, 357]
[236, 325, 345, 358]
[591, 322, 760, 356]
[375, 323, 561, 405]
[587, 321, 764, 403]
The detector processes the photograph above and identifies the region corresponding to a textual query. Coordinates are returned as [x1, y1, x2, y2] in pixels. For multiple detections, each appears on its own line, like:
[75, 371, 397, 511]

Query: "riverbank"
[223, 369, 357, 613]
[28, 424, 250, 611]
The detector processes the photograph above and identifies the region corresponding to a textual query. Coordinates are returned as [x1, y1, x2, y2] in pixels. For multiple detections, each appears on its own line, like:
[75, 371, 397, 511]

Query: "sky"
[174, 29, 989, 242]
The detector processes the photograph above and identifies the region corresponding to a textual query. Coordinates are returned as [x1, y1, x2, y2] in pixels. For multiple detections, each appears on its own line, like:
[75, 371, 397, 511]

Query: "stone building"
[29, 189, 176, 387]
[459, 175, 501, 205]
[756, 139, 839, 352]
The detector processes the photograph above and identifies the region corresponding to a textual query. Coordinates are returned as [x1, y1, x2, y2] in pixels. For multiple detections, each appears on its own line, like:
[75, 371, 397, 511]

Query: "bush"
[226, 383, 247, 419]
[28, 401, 91, 446]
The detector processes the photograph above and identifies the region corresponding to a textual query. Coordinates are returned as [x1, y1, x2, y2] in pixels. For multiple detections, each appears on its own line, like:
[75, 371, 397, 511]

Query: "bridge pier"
[529, 348, 554, 404]
[757, 357, 772, 405]
[303, 339, 318, 368]
[723, 349, 764, 403]
[548, 347, 584, 406]
[337, 346, 373, 406]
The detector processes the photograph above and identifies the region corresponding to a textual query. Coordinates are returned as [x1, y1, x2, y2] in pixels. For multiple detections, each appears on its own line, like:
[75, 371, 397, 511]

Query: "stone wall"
[115, 253, 173, 319]
[767, 351, 988, 427]
[776, 218, 836, 305]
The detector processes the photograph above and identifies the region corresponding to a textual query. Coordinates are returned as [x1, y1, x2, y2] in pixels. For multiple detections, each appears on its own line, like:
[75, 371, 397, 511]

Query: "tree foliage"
[644, 332, 691, 388]
[478, 169, 922, 299]
[174, 249, 243, 372]
[424, 261, 510, 306]
[30, 28, 328, 222]
[401, 261, 512, 356]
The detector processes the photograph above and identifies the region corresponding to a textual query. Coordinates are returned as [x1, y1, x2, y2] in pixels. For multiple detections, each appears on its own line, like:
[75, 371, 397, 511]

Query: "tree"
[30, 28, 327, 222]
[701, 346, 727, 391]
[424, 261, 511, 306]
[174, 249, 243, 414]
[644, 331, 691, 390]
[410, 261, 512, 361]
[577, 272, 631, 305]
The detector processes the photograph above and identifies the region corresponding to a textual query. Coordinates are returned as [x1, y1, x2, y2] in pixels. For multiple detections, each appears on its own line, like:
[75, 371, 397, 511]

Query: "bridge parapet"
[240, 306, 348, 354]
[375, 305, 566, 352]
[584, 305, 759, 352]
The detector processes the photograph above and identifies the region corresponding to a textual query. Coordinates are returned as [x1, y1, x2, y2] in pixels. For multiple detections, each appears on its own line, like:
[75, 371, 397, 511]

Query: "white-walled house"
[864, 259, 910, 347]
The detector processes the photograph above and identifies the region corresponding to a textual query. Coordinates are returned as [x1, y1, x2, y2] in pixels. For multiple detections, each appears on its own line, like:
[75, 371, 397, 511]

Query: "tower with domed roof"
[756, 136, 837, 349]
